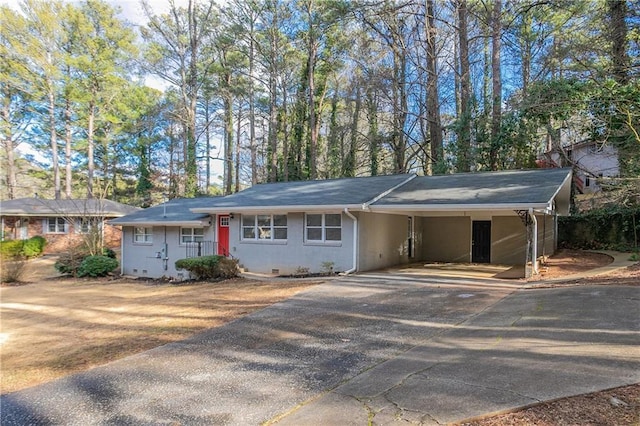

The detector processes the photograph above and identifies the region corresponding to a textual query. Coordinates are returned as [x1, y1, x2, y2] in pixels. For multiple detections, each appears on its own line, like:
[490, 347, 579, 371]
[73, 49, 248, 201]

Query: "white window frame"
[76, 218, 101, 234]
[46, 217, 67, 234]
[133, 227, 153, 244]
[305, 213, 342, 243]
[241, 214, 287, 241]
[180, 227, 204, 244]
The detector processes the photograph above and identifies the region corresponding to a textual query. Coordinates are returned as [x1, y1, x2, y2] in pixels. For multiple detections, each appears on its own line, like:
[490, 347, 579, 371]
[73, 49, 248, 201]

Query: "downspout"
[529, 208, 538, 275]
[120, 226, 125, 275]
[343, 208, 358, 274]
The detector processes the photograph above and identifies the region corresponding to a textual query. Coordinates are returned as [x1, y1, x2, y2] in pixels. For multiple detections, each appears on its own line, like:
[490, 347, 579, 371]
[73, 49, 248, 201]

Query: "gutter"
[342, 208, 358, 275]
[108, 219, 211, 227]
[369, 203, 551, 212]
[191, 204, 364, 214]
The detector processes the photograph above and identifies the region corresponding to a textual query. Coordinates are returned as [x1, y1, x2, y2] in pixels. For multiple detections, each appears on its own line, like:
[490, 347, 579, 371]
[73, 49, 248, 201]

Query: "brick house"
[0, 198, 140, 254]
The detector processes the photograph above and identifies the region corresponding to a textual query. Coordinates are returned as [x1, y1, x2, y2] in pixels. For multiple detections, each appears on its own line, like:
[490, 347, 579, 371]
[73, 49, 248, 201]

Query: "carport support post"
[530, 208, 538, 275]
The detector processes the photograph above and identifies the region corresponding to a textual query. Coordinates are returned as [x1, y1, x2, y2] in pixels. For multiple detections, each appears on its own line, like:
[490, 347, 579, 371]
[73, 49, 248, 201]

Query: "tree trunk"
[608, 0, 629, 84]
[249, 18, 257, 186]
[456, 0, 472, 172]
[205, 100, 211, 194]
[489, 0, 502, 171]
[64, 93, 73, 198]
[307, 37, 318, 180]
[48, 81, 60, 199]
[87, 97, 95, 199]
[282, 83, 290, 182]
[235, 105, 242, 192]
[327, 90, 340, 178]
[366, 88, 379, 176]
[426, 0, 443, 174]
[184, 0, 200, 197]
[1, 98, 17, 199]
[345, 86, 361, 177]
[223, 74, 234, 195]
[392, 41, 406, 174]
[268, 68, 278, 182]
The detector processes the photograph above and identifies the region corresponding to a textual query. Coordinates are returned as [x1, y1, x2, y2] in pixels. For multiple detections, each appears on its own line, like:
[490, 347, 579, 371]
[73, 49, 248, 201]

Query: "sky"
[0, 0, 190, 26]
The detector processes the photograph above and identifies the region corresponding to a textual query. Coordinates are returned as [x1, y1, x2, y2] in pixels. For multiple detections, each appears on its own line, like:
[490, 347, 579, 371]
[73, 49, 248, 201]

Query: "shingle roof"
[0, 198, 140, 217]
[372, 168, 571, 209]
[108, 197, 214, 226]
[108, 168, 572, 226]
[191, 174, 415, 212]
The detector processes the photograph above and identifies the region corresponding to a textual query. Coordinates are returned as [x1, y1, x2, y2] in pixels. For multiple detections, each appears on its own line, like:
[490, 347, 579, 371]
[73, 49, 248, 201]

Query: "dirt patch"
[534, 248, 614, 280]
[459, 383, 640, 426]
[0, 276, 320, 394]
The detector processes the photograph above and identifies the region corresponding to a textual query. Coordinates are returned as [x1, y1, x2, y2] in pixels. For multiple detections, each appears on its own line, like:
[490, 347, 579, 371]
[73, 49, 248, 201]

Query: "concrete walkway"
[1, 273, 638, 425]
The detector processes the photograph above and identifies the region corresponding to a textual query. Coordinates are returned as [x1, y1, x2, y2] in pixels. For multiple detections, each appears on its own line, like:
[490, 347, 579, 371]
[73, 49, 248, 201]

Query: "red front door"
[217, 215, 230, 256]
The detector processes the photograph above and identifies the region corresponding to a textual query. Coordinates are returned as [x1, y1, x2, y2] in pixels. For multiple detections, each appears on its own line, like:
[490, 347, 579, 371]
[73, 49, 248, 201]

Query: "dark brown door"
[472, 221, 491, 263]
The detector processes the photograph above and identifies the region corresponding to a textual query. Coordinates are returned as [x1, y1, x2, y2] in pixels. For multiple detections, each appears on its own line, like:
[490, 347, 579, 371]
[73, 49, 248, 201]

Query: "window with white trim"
[305, 213, 341, 242]
[180, 227, 204, 243]
[241, 214, 287, 241]
[46, 217, 67, 234]
[76, 218, 101, 234]
[134, 227, 153, 243]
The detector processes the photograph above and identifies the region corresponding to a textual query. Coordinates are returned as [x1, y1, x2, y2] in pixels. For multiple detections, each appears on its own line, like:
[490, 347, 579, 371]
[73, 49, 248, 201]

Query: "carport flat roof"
[372, 168, 571, 214]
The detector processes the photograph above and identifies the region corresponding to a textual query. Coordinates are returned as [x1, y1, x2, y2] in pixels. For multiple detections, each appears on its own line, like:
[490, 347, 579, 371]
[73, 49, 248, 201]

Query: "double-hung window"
[134, 227, 153, 244]
[305, 213, 341, 243]
[76, 218, 100, 234]
[180, 228, 204, 243]
[47, 217, 67, 234]
[241, 214, 287, 241]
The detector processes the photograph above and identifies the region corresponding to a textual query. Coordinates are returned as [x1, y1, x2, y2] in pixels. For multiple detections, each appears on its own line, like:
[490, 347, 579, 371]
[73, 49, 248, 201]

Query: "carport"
[384, 261, 525, 280]
[367, 168, 572, 277]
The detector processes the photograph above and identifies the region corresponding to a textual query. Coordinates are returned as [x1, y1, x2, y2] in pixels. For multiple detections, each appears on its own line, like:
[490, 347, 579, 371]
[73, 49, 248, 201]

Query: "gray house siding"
[111, 169, 571, 278]
[421, 216, 472, 263]
[229, 212, 354, 275]
[491, 214, 556, 265]
[491, 216, 527, 265]
[121, 223, 215, 279]
[358, 212, 413, 271]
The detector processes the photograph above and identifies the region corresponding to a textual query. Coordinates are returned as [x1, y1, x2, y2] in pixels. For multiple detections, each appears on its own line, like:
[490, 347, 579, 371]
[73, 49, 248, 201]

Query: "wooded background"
[1, 0, 638, 206]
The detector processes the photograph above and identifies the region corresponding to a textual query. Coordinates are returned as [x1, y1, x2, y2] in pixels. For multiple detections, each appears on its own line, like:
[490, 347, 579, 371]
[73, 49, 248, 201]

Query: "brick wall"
[1, 216, 122, 254]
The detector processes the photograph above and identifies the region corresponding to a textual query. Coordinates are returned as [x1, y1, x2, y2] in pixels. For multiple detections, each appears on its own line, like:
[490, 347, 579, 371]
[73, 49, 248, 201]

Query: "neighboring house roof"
[372, 168, 572, 214]
[0, 198, 140, 217]
[109, 197, 214, 227]
[110, 168, 572, 226]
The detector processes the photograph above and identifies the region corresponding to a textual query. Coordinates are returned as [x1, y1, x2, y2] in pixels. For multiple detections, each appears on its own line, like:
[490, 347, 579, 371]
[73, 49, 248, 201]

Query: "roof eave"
[109, 219, 211, 227]
[190, 204, 364, 214]
[1, 212, 127, 217]
[369, 203, 551, 212]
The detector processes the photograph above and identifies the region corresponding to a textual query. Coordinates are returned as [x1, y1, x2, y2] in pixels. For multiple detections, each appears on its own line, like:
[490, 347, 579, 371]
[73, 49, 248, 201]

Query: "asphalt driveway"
[1, 272, 638, 425]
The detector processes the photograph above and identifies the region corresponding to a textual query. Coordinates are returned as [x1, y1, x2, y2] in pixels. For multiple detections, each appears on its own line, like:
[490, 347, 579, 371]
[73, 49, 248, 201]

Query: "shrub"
[55, 251, 89, 276]
[101, 247, 117, 259]
[22, 236, 47, 258]
[175, 255, 239, 280]
[77, 255, 119, 278]
[217, 257, 240, 279]
[1, 258, 27, 283]
[0, 240, 24, 259]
